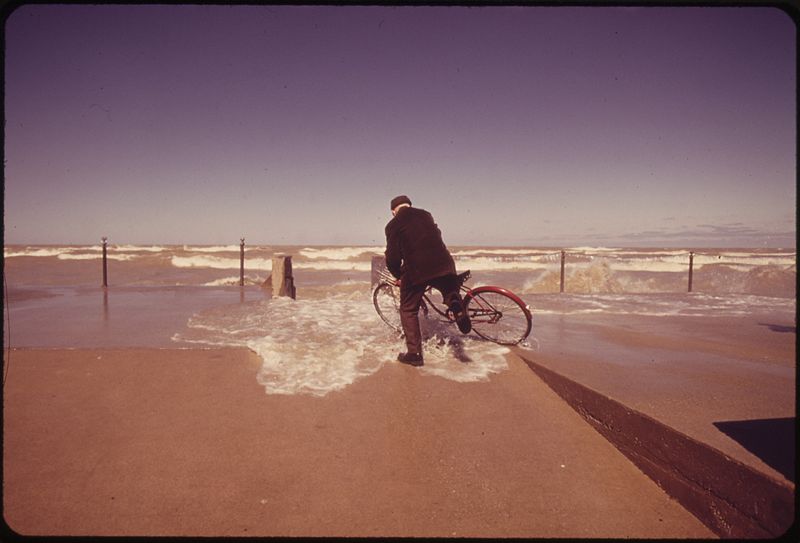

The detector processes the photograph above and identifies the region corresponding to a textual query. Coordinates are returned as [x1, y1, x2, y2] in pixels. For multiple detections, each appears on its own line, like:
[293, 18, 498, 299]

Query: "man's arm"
[384, 224, 403, 279]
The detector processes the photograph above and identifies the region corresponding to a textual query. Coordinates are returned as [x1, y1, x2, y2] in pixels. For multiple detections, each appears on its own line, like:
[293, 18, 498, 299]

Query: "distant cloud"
[690, 224, 768, 237]
[603, 223, 796, 248]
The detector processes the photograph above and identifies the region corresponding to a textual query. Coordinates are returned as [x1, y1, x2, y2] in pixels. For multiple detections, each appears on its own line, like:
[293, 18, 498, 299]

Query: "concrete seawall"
[514, 349, 794, 538]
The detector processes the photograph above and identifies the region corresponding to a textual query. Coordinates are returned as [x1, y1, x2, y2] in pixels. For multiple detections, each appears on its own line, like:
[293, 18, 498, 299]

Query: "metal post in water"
[688, 251, 695, 293]
[102, 237, 108, 288]
[239, 238, 245, 287]
[560, 250, 566, 293]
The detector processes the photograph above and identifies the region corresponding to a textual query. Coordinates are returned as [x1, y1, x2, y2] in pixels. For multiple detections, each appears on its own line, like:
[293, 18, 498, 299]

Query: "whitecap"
[182, 245, 243, 253]
[171, 255, 273, 270]
[299, 246, 384, 260]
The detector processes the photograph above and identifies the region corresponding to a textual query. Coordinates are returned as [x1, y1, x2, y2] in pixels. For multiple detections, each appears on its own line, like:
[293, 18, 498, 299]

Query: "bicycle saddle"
[457, 270, 471, 285]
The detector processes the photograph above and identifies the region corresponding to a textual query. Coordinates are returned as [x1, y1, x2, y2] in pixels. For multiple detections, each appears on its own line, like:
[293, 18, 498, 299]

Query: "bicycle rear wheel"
[464, 286, 532, 345]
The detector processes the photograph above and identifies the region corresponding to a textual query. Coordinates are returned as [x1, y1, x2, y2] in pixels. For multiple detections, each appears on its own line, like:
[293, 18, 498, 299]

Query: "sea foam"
[173, 291, 512, 396]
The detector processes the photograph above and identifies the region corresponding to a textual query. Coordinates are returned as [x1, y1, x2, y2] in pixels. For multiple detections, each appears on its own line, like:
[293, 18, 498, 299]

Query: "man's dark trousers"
[400, 274, 462, 355]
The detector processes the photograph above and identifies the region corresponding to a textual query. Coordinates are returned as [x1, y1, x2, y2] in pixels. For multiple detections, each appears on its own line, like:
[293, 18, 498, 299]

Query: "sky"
[2, 4, 797, 248]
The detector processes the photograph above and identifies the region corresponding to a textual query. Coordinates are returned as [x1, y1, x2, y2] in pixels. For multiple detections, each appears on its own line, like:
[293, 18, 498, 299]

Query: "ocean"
[4, 244, 795, 396]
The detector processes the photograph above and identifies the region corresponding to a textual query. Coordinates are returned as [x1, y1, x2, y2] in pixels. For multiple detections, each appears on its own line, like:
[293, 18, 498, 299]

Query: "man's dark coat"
[384, 206, 457, 287]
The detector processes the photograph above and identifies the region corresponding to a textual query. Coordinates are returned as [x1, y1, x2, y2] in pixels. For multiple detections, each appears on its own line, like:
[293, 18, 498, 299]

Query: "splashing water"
[172, 290, 512, 396]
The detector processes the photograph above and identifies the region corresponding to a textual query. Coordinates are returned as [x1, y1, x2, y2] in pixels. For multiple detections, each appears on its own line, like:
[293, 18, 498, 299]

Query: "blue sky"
[3, 5, 796, 247]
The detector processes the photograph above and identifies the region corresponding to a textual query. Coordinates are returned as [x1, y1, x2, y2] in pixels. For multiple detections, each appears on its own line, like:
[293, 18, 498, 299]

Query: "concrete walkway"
[3, 348, 712, 538]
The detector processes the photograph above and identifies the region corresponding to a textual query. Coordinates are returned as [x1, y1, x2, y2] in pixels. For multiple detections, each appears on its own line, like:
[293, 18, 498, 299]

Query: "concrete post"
[272, 254, 296, 299]
[688, 251, 695, 293]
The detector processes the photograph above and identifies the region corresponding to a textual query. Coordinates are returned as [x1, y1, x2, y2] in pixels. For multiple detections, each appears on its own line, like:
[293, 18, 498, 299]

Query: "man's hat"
[390, 195, 412, 210]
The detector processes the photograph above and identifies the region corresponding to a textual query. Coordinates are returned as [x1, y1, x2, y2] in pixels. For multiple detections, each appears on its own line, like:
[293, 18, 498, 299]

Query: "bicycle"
[373, 268, 532, 346]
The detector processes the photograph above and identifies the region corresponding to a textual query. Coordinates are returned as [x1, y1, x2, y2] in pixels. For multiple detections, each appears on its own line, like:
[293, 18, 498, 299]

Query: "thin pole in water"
[102, 237, 108, 288]
[239, 238, 245, 287]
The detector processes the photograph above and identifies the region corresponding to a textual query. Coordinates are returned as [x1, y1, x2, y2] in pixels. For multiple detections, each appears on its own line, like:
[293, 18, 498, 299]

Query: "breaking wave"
[5, 244, 794, 297]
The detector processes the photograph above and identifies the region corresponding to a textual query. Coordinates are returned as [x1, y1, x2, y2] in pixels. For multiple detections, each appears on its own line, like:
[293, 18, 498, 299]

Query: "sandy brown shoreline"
[3, 347, 712, 538]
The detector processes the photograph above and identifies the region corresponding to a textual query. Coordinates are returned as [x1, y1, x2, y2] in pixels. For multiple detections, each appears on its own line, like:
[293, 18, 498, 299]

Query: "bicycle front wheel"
[373, 282, 429, 335]
[464, 286, 532, 345]
[373, 282, 403, 334]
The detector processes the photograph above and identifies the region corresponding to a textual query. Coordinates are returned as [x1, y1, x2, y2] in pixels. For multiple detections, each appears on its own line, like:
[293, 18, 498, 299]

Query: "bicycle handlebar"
[376, 268, 471, 288]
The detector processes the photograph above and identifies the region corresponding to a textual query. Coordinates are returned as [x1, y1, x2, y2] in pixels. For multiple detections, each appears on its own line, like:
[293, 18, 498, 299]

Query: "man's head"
[390, 195, 412, 216]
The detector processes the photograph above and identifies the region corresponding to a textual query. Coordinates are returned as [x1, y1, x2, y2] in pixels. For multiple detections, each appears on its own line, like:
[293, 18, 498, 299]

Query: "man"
[384, 195, 471, 367]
